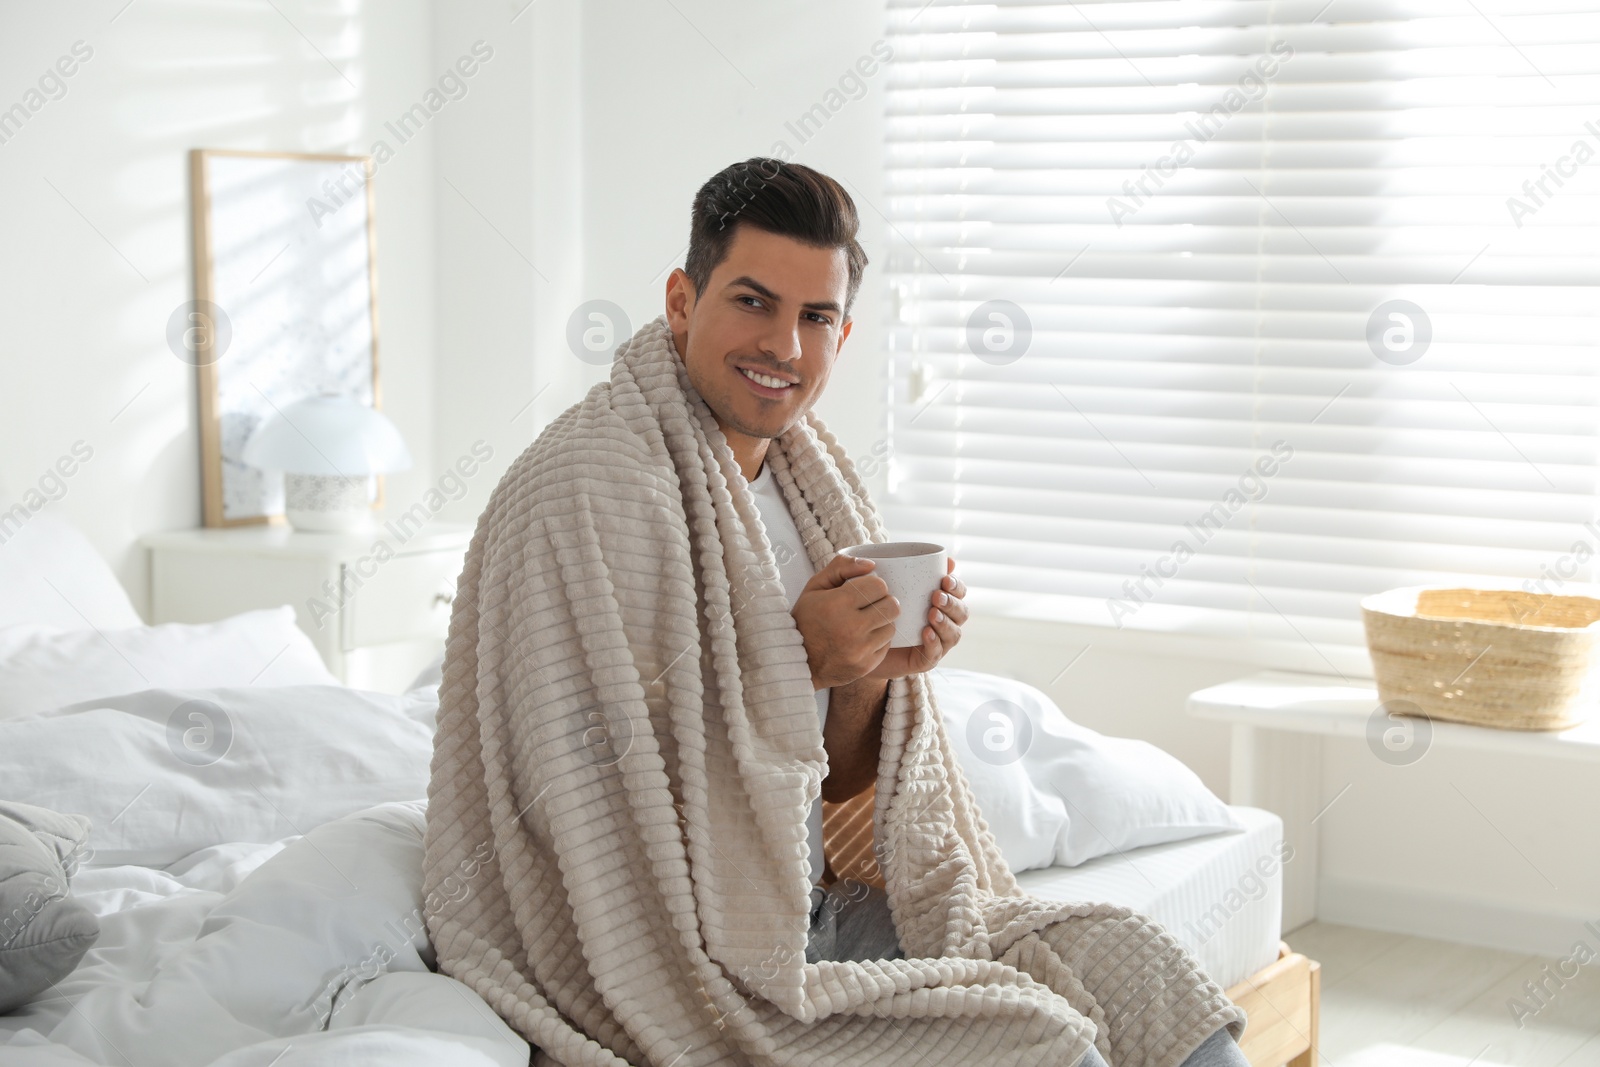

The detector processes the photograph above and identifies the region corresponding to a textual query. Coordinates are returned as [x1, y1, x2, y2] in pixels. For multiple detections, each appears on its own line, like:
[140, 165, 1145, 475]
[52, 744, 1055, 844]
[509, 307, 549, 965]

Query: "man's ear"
[837, 315, 853, 353]
[665, 268, 697, 334]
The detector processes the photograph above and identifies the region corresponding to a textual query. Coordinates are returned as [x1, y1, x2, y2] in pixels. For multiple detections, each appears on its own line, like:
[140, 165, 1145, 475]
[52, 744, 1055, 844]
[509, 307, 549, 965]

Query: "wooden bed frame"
[1225, 941, 1321, 1067]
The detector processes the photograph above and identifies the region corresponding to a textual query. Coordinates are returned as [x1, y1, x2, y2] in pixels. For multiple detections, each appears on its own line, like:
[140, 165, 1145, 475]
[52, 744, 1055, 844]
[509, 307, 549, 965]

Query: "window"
[883, 0, 1600, 669]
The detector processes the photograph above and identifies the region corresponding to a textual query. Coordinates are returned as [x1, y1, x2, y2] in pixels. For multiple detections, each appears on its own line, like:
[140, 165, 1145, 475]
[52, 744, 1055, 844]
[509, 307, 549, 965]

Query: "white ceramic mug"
[839, 541, 949, 648]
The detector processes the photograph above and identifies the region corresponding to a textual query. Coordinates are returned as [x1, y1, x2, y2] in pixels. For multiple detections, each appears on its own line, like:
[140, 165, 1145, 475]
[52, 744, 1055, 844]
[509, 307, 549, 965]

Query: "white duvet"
[0, 685, 528, 1067]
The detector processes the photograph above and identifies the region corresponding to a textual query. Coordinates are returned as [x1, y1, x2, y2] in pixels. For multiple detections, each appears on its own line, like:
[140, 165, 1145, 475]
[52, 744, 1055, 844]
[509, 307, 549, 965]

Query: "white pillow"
[406, 650, 445, 695]
[932, 668, 1243, 872]
[0, 685, 434, 867]
[0, 800, 101, 1013]
[0, 606, 341, 720]
[0, 514, 144, 632]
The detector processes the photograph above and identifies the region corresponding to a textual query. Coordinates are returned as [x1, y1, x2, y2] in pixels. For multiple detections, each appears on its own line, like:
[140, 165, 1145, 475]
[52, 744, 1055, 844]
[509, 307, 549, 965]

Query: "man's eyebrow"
[725, 275, 842, 315]
[726, 276, 781, 302]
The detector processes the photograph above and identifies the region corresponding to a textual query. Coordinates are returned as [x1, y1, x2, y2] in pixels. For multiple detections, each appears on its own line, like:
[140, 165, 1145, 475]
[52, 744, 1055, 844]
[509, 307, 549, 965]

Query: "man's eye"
[806, 312, 832, 326]
[737, 295, 764, 308]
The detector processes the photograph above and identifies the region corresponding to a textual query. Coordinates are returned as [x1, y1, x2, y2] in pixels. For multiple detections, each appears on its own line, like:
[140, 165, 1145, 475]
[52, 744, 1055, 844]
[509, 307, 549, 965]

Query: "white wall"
[0, 0, 439, 614]
[427, 0, 592, 528]
[427, 0, 539, 523]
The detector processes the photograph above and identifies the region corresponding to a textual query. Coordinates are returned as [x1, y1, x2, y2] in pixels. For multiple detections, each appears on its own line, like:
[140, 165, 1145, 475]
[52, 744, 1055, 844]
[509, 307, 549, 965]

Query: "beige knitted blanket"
[422, 315, 1247, 1067]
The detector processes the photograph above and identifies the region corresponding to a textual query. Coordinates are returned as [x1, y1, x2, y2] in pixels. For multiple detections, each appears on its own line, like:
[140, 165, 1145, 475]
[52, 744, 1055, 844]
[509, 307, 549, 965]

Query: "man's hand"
[790, 554, 970, 689]
[790, 554, 896, 690]
[866, 557, 968, 680]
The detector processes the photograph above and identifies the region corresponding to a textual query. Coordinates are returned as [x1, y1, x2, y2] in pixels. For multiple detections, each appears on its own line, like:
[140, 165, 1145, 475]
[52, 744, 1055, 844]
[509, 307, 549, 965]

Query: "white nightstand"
[140, 515, 474, 694]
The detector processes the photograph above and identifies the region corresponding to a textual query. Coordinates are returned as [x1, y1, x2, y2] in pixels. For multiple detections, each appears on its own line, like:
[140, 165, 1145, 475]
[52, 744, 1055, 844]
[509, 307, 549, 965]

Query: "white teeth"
[740, 367, 793, 390]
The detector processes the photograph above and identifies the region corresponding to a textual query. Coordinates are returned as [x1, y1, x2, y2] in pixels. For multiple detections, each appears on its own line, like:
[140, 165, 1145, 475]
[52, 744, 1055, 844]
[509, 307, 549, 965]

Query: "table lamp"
[241, 392, 412, 532]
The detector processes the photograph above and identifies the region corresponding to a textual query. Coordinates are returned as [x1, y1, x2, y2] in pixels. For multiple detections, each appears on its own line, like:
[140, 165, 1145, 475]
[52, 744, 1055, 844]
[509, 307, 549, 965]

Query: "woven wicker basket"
[1361, 584, 1600, 731]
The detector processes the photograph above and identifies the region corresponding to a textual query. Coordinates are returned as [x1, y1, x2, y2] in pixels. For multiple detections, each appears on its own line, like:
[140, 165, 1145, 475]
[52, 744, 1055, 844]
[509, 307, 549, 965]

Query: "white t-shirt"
[748, 461, 830, 886]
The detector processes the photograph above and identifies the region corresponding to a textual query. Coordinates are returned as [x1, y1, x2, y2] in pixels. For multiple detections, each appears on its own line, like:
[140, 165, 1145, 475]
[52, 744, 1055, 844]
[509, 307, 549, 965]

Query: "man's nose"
[758, 318, 804, 367]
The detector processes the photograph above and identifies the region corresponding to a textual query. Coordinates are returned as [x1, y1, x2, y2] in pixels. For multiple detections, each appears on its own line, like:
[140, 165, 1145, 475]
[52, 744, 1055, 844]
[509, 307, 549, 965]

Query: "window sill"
[963, 589, 1376, 681]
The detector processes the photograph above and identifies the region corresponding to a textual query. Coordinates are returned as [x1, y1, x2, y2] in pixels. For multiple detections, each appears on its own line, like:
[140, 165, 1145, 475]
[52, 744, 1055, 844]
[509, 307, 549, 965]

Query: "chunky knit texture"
[421, 315, 1247, 1067]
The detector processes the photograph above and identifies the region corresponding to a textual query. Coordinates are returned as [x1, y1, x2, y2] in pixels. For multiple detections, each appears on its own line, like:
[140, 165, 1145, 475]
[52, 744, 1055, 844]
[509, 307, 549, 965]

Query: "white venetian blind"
[883, 0, 1600, 664]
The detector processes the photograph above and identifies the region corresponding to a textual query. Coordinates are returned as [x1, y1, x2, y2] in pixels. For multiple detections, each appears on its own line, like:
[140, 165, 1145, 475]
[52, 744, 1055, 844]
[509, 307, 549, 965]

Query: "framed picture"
[187, 148, 384, 527]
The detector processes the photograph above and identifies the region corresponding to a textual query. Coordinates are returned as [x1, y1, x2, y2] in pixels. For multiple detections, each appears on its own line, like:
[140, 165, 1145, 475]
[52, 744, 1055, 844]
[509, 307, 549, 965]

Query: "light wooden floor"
[1283, 921, 1600, 1067]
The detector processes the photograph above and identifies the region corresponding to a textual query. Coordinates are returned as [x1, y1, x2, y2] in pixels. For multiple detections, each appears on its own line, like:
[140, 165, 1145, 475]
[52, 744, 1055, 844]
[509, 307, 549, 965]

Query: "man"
[663, 160, 965, 964]
[423, 159, 1250, 1067]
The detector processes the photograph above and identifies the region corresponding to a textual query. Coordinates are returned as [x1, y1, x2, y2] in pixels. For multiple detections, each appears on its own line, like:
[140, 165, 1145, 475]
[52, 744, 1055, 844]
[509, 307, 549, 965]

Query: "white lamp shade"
[241, 394, 412, 476]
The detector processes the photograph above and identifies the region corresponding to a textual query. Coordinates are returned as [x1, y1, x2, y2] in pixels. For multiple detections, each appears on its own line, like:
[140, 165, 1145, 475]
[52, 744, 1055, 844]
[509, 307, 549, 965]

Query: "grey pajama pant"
[804, 882, 1251, 1067]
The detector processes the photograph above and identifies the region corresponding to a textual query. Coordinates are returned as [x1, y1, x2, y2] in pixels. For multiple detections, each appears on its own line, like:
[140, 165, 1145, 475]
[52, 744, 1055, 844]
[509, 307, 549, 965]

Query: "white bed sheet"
[1014, 805, 1285, 990]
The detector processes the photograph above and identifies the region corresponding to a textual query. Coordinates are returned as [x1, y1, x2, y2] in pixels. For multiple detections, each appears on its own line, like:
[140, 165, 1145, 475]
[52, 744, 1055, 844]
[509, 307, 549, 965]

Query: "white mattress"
[1013, 805, 1284, 989]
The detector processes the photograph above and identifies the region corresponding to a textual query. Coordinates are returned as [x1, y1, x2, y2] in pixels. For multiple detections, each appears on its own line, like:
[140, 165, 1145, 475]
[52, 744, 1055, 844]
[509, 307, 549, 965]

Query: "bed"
[0, 514, 1317, 1066]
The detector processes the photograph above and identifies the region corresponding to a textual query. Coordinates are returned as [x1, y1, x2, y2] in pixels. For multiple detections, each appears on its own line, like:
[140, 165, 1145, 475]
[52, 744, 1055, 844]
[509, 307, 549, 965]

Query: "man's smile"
[735, 363, 799, 397]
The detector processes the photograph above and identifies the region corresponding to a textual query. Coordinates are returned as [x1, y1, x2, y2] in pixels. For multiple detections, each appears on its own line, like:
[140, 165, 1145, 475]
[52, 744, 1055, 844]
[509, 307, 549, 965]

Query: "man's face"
[666, 225, 853, 446]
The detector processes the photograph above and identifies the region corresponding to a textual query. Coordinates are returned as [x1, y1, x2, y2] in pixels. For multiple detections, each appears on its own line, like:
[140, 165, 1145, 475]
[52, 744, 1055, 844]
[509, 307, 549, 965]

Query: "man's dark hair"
[684, 158, 868, 316]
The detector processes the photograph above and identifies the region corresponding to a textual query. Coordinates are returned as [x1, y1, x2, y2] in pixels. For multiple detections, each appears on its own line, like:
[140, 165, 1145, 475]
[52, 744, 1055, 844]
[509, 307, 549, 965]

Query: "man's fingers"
[851, 605, 899, 678]
[805, 553, 875, 592]
[936, 590, 969, 627]
[863, 607, 896, 643]
[852, 628, 894, 679]
[842, 574, 894, 611]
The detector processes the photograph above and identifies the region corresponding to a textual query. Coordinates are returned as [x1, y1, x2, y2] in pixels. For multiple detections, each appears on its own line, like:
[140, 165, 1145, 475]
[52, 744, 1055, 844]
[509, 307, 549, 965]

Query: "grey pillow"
[0, 800, 100, 1012]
